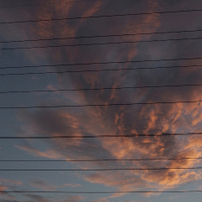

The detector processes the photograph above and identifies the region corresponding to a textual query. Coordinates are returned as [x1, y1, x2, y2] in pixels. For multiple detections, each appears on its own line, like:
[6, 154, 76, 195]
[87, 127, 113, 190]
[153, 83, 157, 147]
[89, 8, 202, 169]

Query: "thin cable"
[1, 83, 202, 94]
[1, 166, 202, 172]
[1, 56, 202, 70]
[1, 29, 202, 44]
[1, 64, 202, 77]
[1, 190, 202, 194]
[1, 100, 202, 110]
[0, 9, 202, 25]
[0, 0, 107, 9]
[1, 157, 202, 162]
[1, 36, 202, 51]
[0, 132, 202, 139]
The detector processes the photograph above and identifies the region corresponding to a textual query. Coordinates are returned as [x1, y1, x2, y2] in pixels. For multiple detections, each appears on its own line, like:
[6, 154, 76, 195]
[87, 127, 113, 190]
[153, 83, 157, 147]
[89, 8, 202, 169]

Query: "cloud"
[0, 178, 22, 186]
[16, 144, 64, 159]
[84, 172, 145, 190]
[22, 194, 84, 202]
[30, 179, 56, 191]
[1, 193, 84, 202]
[0, 181, 22, 202]
[11, 0, 202, 199]
[30, 179, 81, 191]
[0, 184, 8, 191]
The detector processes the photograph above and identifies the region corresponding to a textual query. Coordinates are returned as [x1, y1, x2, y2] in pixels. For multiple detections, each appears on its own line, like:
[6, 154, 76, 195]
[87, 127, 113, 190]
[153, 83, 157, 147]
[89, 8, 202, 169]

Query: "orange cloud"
[0, 184, 8, 191]
[0, 178, 22, 186]
[30, 179, 81, 191]
[14, 0, 202, 198]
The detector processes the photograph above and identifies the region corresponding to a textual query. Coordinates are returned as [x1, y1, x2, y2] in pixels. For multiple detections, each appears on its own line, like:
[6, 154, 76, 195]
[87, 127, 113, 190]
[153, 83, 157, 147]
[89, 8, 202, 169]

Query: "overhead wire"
[1, 166, 202, 172]
[0, 0, 112, 9]
[1, 100, 202, 109]
[1, 56, 202, 70]
[1, 157, 202, 162]
[1, 64, 202, 77]
[0, 9, 202, 25]
[1, 83, 202, 94]
[1, 29, 202, 44]
[1, 190, 202, 194]
[1, 132, 202, 139]
[1, 36, 202, 51]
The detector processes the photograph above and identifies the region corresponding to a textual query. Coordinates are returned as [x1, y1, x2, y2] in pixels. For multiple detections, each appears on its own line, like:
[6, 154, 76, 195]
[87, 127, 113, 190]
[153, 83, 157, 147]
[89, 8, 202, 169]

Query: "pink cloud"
[14, 0, 202, 198]
[30, 179, 81, 191]
[0, 178, 22, 186]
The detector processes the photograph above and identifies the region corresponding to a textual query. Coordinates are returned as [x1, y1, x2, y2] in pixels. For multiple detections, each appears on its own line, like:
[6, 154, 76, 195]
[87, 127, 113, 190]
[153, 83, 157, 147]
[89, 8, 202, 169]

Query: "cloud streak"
[16, 0, 202, 193]
[30, 179, 81, 190]
[2, 0, 202, 201]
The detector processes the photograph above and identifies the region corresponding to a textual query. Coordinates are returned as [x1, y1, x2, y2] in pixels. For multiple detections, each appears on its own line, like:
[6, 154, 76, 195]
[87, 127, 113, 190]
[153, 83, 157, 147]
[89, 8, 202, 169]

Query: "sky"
[1, 0, 202, 201]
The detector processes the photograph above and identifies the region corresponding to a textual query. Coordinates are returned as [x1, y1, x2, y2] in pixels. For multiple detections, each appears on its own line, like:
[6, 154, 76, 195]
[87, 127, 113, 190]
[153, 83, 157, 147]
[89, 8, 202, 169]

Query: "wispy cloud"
[5, 0, 202, 200]
[0, 178, 22, 186]
[30, 179, 81, 191]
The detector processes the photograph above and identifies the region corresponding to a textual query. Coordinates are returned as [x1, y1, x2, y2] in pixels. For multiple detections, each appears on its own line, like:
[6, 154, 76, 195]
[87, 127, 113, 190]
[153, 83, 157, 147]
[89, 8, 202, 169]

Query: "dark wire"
[0, 132, 202, 139]
[1, 56, 202, 70]
[1, 64, 202, 77]
[1, 29, 202, 44]
[1, 100, 202, 110]
[0, 0, 110, 9]
[0, 9, 202, 25]
[1, 83, 202, 94]
[1, 166, 202, 172]
[1, 190, 202, 194]
[1, 157, 202, 162]
[1, 36, 202, 51]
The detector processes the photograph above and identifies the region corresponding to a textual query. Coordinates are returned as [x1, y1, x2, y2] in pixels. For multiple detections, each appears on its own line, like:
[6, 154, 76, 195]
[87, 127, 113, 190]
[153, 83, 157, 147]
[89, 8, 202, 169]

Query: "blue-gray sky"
[1, 0, 202, 202]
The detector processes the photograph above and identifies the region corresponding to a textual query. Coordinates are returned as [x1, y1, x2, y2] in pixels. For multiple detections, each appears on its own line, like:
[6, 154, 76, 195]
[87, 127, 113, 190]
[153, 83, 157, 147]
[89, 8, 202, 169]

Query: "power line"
[0, 9, 202, 25]
[1, 83, 202, 94]
[0, 0, 108, 9]
[1, 64, 202, 77]
[0, 132, 202, 139]
[1, 157, 202, 162]
[1, 57, 202, 70]
[1, 56, 202, 70]
[1, 190, 202, 194]
[1, 36, 202, 51]
[1, 166, 202, 172]
[1, 29, 202, 44]
[1, 100, 202, 110]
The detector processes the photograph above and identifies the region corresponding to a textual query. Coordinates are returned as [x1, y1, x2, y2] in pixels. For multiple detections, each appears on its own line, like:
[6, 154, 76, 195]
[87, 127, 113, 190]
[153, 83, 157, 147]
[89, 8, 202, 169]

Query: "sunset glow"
[1, 0, 202, 202]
